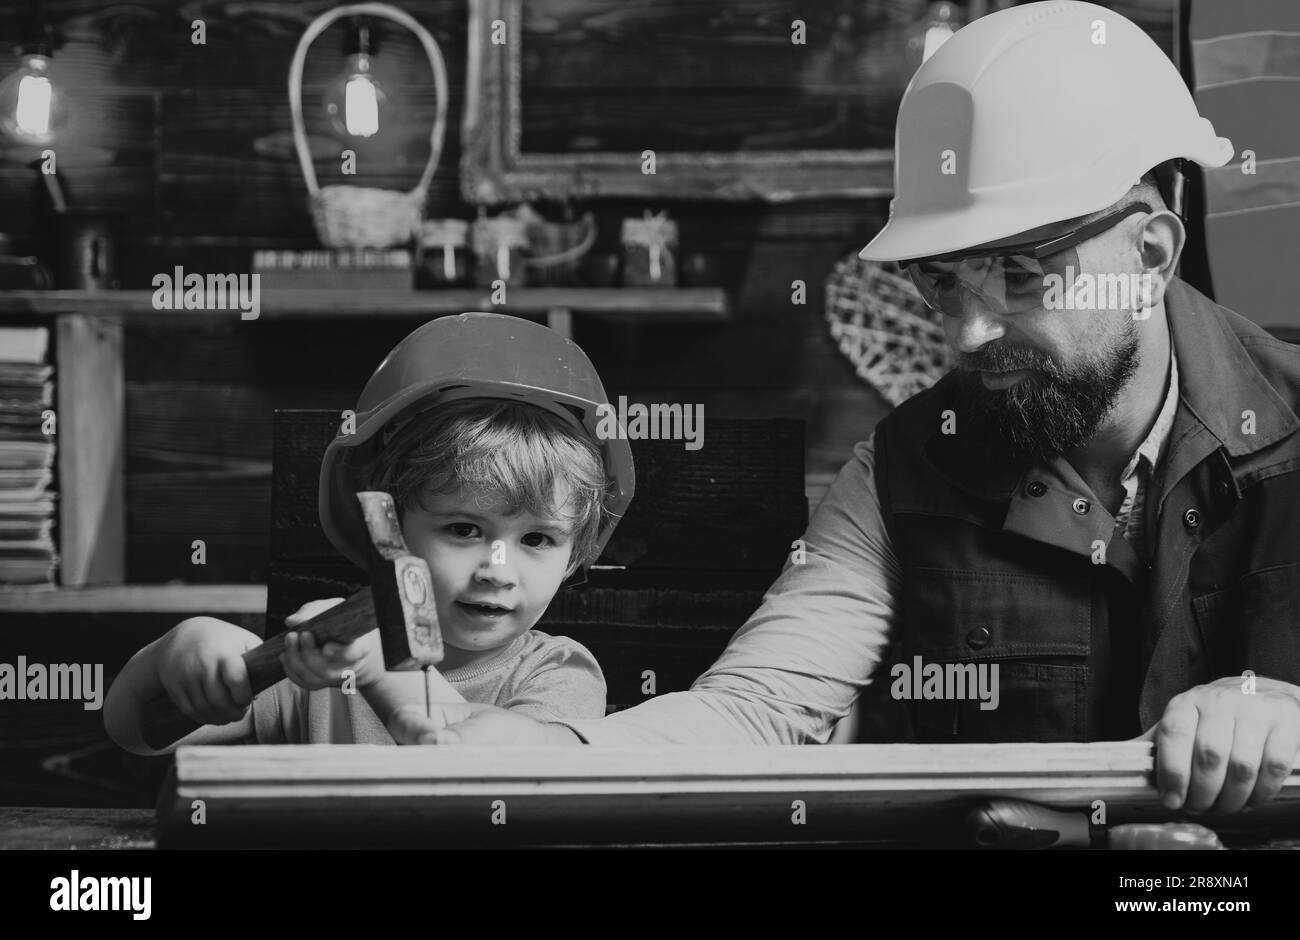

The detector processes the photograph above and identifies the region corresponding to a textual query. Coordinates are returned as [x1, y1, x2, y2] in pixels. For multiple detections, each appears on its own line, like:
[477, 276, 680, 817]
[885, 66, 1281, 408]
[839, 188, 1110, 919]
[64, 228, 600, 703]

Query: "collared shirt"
[1114, 342, 1180, 561]
[1034, 339, 1180, 564]
[550, 282, 1285, 746]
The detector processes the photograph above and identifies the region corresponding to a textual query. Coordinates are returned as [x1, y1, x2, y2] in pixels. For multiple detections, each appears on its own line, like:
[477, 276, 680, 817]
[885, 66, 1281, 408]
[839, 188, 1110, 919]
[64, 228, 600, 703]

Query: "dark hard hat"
[319, 312, 635, 569]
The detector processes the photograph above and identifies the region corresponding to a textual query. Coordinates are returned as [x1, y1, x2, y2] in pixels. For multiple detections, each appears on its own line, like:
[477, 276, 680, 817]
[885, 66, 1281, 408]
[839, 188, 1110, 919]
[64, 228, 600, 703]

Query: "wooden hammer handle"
[140, 589, 376, 750]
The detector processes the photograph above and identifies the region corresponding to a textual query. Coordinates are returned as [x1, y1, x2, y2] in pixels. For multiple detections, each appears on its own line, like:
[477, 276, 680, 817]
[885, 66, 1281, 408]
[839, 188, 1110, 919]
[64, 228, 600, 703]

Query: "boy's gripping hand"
[155, 617, 258, 726]
[280, 597, 385, 692]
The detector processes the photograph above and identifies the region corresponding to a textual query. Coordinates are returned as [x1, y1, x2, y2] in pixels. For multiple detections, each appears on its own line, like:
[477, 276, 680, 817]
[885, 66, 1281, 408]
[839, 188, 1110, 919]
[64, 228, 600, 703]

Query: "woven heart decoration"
[824, 255, 954, 407]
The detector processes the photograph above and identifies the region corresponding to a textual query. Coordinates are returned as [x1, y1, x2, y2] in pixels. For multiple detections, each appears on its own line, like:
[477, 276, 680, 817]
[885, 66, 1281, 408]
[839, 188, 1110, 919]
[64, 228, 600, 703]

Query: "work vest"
[866, 279, 1300, 742]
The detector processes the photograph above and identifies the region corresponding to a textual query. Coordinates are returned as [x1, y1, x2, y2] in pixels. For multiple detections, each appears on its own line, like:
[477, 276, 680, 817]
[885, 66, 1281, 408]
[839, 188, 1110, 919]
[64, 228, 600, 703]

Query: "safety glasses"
[903, 202, 1152, 315]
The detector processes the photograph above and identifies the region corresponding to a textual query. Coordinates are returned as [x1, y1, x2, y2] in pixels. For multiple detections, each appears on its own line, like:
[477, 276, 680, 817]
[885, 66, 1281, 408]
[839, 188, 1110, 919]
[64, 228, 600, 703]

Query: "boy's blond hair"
[350, 398, 609, 574]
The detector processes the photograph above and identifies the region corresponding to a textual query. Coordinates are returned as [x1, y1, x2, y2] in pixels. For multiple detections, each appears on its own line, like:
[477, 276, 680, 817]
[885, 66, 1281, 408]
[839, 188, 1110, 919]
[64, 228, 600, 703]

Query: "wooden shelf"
[0, 288, 730, 323]
[0, 584, 266, 613]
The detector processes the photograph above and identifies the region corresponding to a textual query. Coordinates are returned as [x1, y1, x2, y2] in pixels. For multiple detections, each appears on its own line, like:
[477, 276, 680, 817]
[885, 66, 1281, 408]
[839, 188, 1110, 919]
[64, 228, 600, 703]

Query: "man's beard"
[957, 319, 1141, 464]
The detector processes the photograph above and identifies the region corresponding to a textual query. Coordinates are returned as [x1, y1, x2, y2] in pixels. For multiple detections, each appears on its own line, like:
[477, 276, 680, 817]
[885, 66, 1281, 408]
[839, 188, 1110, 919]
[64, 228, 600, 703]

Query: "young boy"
[104, 313, 635, 754]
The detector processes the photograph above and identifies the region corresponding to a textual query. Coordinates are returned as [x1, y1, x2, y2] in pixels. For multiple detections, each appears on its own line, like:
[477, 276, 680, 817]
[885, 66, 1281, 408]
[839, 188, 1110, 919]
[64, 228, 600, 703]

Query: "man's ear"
[1138, 209, 1185, 306]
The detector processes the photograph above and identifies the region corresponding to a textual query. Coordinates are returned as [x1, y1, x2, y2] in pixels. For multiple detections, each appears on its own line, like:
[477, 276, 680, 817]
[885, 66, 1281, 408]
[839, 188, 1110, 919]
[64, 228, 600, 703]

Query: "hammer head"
[356, 491, 444, 671]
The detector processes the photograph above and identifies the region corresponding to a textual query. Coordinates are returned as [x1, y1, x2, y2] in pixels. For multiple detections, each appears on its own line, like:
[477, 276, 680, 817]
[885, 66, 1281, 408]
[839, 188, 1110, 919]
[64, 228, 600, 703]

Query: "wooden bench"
[266, 411, 808, 710]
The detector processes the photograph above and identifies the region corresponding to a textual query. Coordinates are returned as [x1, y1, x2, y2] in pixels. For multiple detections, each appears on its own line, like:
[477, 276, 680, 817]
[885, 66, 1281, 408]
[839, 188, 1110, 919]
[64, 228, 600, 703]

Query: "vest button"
[1072, 497, 1090, 514]
[1215, 481, 1231, 500]
[1027, 481, 1047, 497]
[1183, 508, 1201, 528]
[966, 626, 991, 649]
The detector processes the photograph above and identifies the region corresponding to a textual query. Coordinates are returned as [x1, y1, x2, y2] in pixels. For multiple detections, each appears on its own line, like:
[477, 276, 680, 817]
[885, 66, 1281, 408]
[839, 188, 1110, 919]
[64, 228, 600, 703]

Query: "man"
[389, 2, 1300, 815]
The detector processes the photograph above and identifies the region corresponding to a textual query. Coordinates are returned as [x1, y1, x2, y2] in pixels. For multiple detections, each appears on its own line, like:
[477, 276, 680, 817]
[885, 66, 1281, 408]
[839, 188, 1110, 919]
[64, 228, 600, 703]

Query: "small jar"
[620, 211, 678, 287]
[470, 216, 529, 287]
[416, 219, 470, 288]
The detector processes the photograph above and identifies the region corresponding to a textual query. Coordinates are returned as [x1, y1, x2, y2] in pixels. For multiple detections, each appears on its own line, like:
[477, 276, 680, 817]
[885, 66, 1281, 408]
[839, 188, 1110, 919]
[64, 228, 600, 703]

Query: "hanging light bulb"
[324, 22, 388, 139]
[0, 1, 66, 145]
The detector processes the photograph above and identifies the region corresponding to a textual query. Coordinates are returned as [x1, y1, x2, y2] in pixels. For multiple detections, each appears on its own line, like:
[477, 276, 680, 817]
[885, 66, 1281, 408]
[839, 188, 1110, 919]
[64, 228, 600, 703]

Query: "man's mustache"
[958, 349, 1054, 374]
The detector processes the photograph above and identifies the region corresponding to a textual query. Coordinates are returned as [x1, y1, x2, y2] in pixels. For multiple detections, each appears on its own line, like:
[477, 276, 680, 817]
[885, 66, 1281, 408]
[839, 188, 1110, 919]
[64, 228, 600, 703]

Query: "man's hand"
[280, 597, 385, 692]
[386, 702, 583, 746]
[1140, 675, 1300, 813]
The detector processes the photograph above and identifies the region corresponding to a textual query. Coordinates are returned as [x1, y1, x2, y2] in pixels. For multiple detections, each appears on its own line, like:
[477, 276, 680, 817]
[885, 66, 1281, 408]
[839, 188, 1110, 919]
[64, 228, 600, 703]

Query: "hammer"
[140, 492, 443, 750]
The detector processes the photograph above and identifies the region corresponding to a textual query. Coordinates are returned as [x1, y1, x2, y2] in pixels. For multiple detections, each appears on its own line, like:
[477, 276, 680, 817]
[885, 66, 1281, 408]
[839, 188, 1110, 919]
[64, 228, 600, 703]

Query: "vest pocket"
[900, 566, 1092, 741]
[906, 662, 1088, 742]
[1191, 562, 1300, 685]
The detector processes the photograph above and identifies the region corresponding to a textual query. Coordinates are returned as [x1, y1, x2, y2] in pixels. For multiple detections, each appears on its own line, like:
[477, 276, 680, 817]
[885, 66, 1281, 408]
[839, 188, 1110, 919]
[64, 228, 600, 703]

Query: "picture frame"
[460, 0, 903, 204]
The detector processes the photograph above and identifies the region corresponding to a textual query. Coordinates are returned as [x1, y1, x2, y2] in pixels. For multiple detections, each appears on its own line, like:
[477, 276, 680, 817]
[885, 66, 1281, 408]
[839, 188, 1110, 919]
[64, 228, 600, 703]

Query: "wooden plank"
[156, 742, 1300, 847]
[0, 583, 265, 613]
[0, 288, 730, 321]
[56, 314, 125, 586]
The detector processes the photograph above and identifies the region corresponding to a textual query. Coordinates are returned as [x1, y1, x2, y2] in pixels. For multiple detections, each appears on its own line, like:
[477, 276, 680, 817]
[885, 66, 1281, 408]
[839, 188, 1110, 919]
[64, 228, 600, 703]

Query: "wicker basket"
[288, 3, 448, 248]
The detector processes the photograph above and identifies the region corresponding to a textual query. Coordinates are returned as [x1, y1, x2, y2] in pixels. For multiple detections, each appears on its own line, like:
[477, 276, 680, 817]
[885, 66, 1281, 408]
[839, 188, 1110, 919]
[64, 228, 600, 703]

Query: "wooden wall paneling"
[125, 321, 410, 387]
[626, 384, 888, 479]
[157, 90, 465, 241]
[124, 381, 282, 582]
[127, 534, 270, 584]
[126, 382, 276, 462]
[0, 90, 159, 243]
[126, 476, 271, 535]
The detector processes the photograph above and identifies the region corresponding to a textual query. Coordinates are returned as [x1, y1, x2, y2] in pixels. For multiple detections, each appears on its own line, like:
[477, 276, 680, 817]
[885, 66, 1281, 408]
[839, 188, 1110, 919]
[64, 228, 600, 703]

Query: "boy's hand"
[387, 702, 582, 746]
[156, 617, 258, 726]
[280, 597, 386, 692]
[1139, 675, 1300, 814]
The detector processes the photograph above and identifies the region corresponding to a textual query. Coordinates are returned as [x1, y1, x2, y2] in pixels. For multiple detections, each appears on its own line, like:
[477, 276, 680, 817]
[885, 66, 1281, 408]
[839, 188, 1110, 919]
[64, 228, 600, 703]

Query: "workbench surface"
[4, 806, 1300, 850]
[0, 807, 156, 850]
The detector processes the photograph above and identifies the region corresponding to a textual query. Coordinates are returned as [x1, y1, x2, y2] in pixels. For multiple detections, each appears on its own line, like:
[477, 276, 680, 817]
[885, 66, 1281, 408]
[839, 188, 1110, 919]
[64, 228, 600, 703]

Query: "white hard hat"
[861, 0, 1234, 263]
